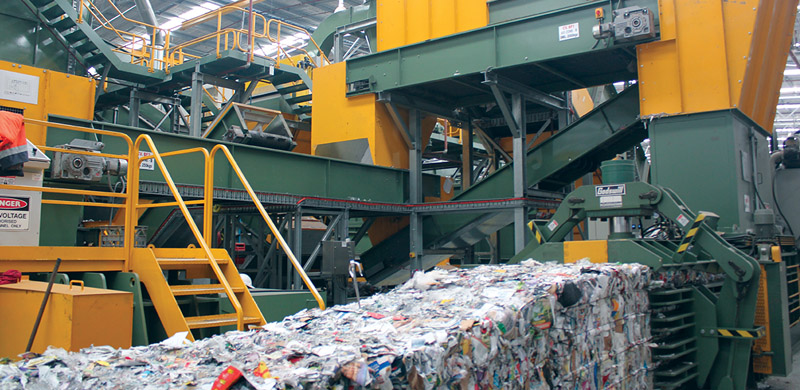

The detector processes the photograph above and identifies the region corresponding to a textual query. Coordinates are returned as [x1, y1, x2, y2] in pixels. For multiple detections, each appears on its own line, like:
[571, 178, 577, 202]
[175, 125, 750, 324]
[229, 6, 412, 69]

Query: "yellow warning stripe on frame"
[717, 329, 762, 338]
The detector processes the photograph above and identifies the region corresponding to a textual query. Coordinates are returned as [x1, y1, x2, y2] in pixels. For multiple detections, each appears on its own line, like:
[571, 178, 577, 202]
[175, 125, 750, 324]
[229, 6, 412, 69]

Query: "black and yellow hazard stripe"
[676, 213, 706, 254]
[528, 220, 544, 244]
[716, 328, 765, 338]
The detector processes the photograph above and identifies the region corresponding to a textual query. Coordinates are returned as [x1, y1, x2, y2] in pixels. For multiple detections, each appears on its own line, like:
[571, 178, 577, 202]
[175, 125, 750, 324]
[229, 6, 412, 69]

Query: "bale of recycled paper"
[0, 261, 653, 390]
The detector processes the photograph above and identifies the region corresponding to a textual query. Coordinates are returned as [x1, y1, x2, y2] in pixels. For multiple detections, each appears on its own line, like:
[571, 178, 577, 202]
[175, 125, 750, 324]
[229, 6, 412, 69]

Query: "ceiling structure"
[89, 0, 365, 61]
[88, 0, 800, 146]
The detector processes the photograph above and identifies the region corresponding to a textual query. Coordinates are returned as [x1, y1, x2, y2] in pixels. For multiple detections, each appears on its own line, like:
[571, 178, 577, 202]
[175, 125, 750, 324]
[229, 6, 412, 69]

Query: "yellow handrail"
[131, 139, 246, 330]
[77, 0, 172, 72]
[1, 118, 137, 269]
[266, 19, 330, 68]
[207, 144, 326, 310]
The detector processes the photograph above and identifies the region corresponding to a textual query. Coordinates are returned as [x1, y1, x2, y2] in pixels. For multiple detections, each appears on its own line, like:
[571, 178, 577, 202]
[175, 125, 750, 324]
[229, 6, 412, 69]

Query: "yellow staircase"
[0, 120, 324, 342]
[131, 247, 265, 339]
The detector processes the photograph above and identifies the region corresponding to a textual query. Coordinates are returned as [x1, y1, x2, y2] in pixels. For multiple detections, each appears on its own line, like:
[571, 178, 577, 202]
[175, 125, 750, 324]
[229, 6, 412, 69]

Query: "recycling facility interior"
[2, 0, 800, 389]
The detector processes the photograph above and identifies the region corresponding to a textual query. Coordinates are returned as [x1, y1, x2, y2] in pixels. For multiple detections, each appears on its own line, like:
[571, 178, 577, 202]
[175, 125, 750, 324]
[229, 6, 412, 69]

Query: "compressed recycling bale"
[0, 261, 655, 389]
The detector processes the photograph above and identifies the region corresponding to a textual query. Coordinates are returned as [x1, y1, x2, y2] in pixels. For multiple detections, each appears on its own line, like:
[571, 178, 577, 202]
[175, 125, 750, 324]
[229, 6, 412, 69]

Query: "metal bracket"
[382, 100, 414, 149]
[483, 71, 567, 111]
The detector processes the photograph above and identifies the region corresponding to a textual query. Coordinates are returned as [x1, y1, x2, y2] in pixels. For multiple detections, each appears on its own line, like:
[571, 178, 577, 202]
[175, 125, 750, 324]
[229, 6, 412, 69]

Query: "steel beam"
[473, 125, 511, 163]
[129, 89, 140, 128]
[292, 208, 303, 290]
[462, 119, 474, 189]
[512, 94, 528, 253]
[352, 217, 375, 245]
[190, 65, 204, 137]
[409, 109, 423, 271]
[199, 73, 244, 92]
[485, 72, 566, 110]
[377, 92, 466, 125]
[527, 119, 552, 150]
[383, 102, 413, 149]
[486, 81, 519, 137]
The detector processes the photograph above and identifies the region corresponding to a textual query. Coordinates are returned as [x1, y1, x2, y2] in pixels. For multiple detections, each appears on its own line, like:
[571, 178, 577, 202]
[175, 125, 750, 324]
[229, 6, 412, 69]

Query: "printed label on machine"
[676, 214, 690, 227]
[595, 184, 626, 197]
[558, 23, 580, 41]
[139, 151, 155, 171]
[0, 196, 29, 230]
[546, 219, 559, 231]
[0, 177, 15, 185]
[600, 195, 623, 208]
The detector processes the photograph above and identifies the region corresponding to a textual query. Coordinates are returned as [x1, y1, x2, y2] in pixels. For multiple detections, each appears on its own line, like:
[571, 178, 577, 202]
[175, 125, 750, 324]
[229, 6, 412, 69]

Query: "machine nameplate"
[600, 195, 623, 208]
[595, 184, 626, 197]
[0, 196, 29, 230]
[558, 23, 580, 41]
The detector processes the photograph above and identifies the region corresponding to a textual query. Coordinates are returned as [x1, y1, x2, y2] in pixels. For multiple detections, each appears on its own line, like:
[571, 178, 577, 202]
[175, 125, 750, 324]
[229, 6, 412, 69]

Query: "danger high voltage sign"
[0, 196, 30, 230]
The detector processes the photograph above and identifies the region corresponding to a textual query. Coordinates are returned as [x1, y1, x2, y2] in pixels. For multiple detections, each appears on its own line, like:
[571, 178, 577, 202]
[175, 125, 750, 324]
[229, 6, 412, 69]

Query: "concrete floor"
[762, 326, 800, 389]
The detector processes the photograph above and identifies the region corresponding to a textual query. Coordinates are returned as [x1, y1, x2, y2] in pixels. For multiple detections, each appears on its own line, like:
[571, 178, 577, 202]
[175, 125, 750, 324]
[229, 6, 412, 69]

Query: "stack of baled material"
[0, 261, 653, 389]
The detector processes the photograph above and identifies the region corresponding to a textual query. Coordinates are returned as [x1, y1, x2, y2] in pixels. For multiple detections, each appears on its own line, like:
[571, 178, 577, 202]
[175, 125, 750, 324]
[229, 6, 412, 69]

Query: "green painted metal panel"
[648, 110, 773, 233]
[764, 261, 792, 376]
[488, 0, 609, 24]
[220, 289, 318, 326]
[108, 272, 149, 346]
[0, 4, 69, 72]
[40, 193, 82, 246]
[345, 0, 658, 94]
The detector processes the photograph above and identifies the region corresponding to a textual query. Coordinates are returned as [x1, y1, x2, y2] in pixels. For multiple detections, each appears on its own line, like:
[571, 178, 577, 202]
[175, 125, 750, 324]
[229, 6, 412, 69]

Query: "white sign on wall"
[0, 69, 40, 105]
[558, 23, 580, 41]
[139, 151, 155, 171]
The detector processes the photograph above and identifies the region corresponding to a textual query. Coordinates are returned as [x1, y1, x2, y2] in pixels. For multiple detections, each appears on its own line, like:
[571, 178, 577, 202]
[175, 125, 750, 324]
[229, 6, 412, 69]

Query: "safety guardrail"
[77, 0, 171, 73]
[207, 144, 326, 310]
[0, 119, 137, 264]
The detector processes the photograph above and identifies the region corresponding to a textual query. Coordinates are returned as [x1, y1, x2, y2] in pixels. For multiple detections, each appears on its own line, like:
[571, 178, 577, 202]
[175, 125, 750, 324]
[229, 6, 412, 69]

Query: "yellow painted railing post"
[209, 144, 326, 310]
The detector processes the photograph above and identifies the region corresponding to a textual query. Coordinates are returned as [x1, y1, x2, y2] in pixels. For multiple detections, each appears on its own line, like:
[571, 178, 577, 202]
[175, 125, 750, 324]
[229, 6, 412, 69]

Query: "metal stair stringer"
[131, 247, 265, 341]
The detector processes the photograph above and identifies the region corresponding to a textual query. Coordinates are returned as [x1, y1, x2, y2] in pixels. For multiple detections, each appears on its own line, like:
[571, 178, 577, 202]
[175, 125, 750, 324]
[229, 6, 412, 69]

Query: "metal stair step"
[64, 28, 88, 43]
[276, 83, 309, 94]
[285, 94, 312, 105]
[30, 0, 54, 7]
[156, 257, 231, 269]
[170, 284, 245, 296]
[76, 40, 98, 55]
[86, 52, 107, 66]
[50, 17, 74, 32]
[294, 106, 312, 115]
[40, 3, 64, 20]
[184, 314, 261, 329]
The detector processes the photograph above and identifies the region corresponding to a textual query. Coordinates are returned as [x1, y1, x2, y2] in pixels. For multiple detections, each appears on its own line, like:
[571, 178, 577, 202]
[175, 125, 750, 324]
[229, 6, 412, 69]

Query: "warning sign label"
[0, 196, 29, 230]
